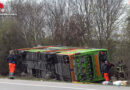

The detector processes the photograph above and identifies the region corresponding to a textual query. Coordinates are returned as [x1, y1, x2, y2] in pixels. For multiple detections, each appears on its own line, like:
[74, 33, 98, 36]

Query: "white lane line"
[0, 82, 96, 90]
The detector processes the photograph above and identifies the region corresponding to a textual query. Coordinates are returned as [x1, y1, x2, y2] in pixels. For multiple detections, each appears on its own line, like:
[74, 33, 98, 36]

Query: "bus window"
[99, 51, 108, 73]
[99, 51, 107, 62]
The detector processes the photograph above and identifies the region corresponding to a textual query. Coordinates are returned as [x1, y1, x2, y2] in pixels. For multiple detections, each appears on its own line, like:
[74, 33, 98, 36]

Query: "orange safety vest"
[9, 63, 16, 73]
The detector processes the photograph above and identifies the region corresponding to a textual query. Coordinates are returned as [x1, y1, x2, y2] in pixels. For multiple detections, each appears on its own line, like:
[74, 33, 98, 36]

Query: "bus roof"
[57, 49, 107, 55]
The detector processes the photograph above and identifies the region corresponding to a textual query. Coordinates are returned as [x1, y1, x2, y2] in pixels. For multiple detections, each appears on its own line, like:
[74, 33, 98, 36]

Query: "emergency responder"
[116, 60, 127, 79]
[7, 50, 16, 79]
[102, 61, 110, 81]
[102, 60, 114, 81]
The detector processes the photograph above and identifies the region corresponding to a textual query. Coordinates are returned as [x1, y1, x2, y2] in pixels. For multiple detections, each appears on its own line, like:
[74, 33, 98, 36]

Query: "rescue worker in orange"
[102, 61, 109, 81]
[102, 60, 114, 81]
[7, 50, 16, 79]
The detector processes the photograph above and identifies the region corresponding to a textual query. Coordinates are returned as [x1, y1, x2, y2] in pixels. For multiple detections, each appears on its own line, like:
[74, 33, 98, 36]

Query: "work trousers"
[104, 73, 109, 81]
[9, 63, 16, 79]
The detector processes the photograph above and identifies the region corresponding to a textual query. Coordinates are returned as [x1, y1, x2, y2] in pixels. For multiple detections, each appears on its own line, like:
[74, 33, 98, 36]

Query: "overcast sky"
[0, 0, 11, 3]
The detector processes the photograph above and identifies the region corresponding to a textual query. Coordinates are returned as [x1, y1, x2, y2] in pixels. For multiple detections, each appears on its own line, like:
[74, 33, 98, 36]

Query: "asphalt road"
[0, 79, 129, 90]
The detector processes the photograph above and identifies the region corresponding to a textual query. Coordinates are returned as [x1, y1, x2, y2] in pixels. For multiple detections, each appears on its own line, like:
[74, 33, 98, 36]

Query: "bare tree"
[92, 0, 123, 48]
[10, 0, 46, 46]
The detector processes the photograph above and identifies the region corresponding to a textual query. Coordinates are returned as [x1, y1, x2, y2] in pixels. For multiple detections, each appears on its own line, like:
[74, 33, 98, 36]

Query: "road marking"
[0, 81, 96, 90]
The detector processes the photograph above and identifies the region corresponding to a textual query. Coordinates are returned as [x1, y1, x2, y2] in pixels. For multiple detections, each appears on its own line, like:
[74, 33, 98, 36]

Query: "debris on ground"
[113, 81, 127, 86]
[102, 80, 127, 86]
[102, 81, 113, 85]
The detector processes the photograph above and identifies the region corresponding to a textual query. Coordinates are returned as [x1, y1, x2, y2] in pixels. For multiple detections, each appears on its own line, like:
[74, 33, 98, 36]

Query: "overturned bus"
[14, 46, 108, 82]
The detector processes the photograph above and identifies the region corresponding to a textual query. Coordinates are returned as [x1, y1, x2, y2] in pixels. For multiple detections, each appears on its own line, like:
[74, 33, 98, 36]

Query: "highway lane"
[0, 79, 129, 90]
